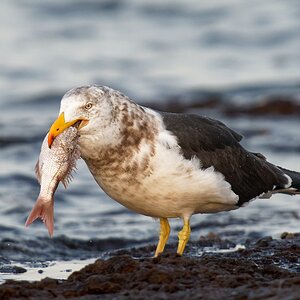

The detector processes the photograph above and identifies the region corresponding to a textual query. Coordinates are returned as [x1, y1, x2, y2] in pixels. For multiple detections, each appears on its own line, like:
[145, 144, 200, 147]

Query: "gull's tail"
[252, 152, 300, 197]
[275, 167, 300, 195]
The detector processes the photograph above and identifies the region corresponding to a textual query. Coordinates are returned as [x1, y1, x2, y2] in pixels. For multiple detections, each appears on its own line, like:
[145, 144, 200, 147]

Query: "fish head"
[48, 86, 116, 147]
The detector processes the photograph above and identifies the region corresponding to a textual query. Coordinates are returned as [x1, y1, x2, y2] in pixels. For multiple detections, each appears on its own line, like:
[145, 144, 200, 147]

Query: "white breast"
[88, 126, 239, 219]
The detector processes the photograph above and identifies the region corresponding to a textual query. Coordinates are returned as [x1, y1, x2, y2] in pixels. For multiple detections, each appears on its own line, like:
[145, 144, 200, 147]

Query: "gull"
[47, 85, 300, 256]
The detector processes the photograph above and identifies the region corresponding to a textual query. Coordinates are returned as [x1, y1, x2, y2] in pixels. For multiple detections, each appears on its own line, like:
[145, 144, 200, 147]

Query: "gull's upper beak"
[47, 112, 88, 148]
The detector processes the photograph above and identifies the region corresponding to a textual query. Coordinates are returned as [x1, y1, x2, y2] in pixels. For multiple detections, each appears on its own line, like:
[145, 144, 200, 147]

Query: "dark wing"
[161, 112, 289, 205]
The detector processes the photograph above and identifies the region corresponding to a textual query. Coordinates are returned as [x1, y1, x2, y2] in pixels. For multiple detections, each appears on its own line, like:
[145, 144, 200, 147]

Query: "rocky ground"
[0, 233, 299, 300]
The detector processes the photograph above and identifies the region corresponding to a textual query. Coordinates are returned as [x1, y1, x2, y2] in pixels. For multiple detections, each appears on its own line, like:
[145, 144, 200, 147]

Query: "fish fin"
[62, 179, 68, 189]
[61, 159, 79, 189]
[61, 147, 81, 189]
[25, 196, 54, 237]
[62, 173, 73, 189]
[35, 159, 42, 184]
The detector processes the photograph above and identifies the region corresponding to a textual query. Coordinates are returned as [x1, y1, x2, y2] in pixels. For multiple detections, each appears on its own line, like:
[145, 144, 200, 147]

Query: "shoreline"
[1, 233, 299, 299]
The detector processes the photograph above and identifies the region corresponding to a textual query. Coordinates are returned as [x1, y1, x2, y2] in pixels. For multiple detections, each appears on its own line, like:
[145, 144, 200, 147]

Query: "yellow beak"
[47, 112, 87, 148]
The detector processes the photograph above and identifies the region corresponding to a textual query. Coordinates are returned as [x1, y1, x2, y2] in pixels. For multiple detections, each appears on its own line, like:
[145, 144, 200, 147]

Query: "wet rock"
[146, 94, 300, 117]
[1, 235, 300, 299]
[198, 232, 236, 249]
[254, 236, 273, 248]
[281, 232, 299, 240]
[224, 96, 300, 116]
[0, 265, 26, 274]
[145, 92, 224, 114]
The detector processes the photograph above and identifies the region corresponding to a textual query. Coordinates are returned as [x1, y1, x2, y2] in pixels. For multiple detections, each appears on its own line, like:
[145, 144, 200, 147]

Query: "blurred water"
[1, 0, 300, 101]
[0, 0, 300, 281]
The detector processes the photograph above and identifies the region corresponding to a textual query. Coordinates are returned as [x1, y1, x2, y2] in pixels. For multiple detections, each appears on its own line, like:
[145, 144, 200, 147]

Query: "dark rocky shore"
[1, 233, 299, 300]
[145, 92, 300, 116]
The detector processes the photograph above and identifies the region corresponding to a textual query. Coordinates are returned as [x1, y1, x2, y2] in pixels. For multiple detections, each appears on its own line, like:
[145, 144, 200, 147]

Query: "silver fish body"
[25, 127, 80, 236]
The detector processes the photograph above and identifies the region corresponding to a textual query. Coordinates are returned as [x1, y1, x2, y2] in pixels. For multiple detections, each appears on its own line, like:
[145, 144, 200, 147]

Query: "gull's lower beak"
[47, 112, 87, 148]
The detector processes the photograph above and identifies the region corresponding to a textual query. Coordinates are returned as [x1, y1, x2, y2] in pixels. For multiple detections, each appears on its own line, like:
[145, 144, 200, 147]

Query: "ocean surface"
[0, 0, 300, 282]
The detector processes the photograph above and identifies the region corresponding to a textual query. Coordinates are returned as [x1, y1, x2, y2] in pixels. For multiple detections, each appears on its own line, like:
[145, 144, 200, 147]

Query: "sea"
[0, 0, 300, 282]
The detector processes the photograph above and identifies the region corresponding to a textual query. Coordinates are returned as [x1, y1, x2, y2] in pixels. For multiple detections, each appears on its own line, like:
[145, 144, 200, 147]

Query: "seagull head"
[48, 85, 117, 148]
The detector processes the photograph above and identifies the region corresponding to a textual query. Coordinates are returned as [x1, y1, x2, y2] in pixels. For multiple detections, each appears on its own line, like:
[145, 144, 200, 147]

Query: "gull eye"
[84, 102, 93, 110]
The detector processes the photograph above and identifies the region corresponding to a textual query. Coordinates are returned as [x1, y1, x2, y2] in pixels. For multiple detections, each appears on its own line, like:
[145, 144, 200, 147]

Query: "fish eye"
[84, 102, 93, 110]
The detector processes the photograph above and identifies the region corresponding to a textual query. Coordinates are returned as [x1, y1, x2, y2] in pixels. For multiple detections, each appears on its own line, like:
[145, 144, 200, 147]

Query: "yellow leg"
[154, 218, 170, 257]
[177, 218, 191, 255]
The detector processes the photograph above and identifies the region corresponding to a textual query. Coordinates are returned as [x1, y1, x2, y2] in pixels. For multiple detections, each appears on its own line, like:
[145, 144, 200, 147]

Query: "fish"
[25, 126, 80, 237]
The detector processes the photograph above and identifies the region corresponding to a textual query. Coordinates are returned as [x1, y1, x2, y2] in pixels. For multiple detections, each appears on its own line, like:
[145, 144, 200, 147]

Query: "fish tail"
[25, 196, 54, 237]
